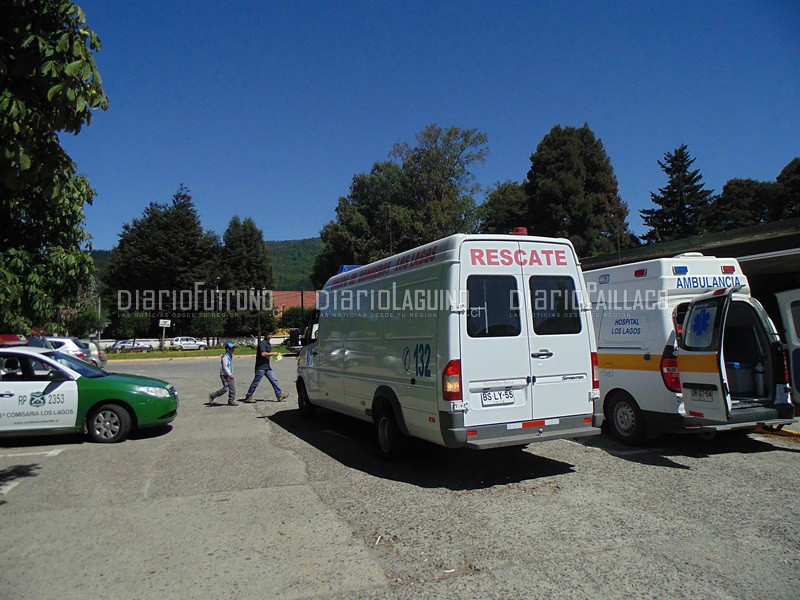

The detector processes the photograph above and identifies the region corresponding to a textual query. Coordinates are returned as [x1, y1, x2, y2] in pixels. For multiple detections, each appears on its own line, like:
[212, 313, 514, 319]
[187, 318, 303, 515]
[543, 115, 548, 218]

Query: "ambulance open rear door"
[677, 289, 734, 423]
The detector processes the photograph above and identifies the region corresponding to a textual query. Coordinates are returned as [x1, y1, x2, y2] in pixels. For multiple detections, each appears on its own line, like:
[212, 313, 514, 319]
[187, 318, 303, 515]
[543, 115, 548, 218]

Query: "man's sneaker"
[228, 400, 239, 406]
[208, 394, 214, 404]
[278, 393, 289, 401]
[243, 397, 255, 403]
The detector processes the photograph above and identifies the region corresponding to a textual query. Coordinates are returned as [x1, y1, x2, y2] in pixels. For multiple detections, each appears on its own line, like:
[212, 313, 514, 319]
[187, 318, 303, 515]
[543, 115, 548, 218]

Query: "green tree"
[64, 308, 103, 337]
[218, 216, 274, 336]
[478, 181, 527, 234]
[706, 179, 782, 232]
[277, 306, 314, 330]
[524, 124, 635, 256]
[1, 0, 108, 332]
[115, 311, 149, 344]
[311, 124, 488, 287]
[219, 216, 274, 290]
[640, 144, 714, 243]
[191, 311, 225, 344]
[103, 185, 219, 336]
[777, 157, 800, 220]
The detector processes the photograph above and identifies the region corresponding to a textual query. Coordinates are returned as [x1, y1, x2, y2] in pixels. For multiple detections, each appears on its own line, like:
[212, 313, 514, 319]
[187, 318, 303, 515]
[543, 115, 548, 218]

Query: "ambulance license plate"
[481, 390, 515, 406]
[690, 388, 713, 401]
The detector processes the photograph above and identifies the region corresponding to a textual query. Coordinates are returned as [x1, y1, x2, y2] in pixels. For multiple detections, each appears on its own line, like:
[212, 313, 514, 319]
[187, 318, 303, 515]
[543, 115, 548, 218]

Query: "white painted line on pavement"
[0, 481, 19, 495]
[0, 448, 64, 459]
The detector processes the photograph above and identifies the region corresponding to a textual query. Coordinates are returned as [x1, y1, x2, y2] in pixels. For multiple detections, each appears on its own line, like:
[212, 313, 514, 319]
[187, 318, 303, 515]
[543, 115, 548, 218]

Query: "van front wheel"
[297, 382, 315, 419]
[608, 393, 645, 445]
[375, 408, 409, 461]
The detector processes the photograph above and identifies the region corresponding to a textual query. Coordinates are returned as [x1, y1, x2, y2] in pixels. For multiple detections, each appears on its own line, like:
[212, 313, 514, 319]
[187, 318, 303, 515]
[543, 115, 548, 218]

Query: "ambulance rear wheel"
[375, 407, 409, 461]
[608, 393, 645, 445]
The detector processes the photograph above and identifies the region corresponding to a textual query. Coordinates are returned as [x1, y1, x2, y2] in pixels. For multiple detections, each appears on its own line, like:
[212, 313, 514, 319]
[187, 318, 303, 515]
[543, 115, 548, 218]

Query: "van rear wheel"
[608, 393, 645, 445]
[375, 407, 409, 461]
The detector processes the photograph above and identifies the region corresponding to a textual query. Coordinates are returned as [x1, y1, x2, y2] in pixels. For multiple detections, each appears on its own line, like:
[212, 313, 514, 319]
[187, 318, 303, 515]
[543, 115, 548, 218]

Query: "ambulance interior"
[722, 302, 775, 404]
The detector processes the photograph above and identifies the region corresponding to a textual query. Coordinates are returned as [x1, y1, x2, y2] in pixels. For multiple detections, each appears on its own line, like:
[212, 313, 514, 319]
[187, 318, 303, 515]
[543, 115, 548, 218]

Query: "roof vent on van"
[673, 252, 704, 258]
[509, 227, 528, 236]
[337, 265, 362, 274]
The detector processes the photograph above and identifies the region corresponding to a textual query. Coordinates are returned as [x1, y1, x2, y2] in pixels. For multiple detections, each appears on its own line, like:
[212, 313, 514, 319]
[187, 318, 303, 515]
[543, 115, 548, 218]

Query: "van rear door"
[677, 290, 733, 423]
[460, 241, 533, 427]
[519, 242, 593, 419]
[775, 289, 800, 404]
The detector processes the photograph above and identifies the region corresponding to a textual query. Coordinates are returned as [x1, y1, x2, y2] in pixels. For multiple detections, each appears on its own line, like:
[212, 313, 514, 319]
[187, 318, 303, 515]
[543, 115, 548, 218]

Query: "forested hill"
[91, 249, 112, 274]
[91, 238, 321, 291]
[264, 237, 322, 290]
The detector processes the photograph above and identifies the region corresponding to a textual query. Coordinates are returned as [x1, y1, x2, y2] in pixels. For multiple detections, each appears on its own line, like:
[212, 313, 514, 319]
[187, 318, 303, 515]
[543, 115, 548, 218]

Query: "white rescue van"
[297, 232, 602, 458]
[586, 254, 797, 444]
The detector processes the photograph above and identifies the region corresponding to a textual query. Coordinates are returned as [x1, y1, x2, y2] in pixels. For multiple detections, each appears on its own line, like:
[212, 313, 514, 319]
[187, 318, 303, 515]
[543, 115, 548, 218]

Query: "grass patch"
[106, 344, 293, 361]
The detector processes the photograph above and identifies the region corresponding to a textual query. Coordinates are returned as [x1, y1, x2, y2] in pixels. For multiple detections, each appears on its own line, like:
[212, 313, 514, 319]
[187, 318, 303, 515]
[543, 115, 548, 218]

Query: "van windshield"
[466, 276, 521, 337]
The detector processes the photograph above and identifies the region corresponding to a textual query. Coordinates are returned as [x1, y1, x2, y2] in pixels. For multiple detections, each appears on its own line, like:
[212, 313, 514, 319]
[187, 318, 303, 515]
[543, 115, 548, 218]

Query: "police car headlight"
[138, 386, 171, 398]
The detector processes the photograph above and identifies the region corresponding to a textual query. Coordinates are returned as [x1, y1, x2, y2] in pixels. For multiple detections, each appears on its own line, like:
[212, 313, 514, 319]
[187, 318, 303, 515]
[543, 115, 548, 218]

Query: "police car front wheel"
[87, 404, 132, 443]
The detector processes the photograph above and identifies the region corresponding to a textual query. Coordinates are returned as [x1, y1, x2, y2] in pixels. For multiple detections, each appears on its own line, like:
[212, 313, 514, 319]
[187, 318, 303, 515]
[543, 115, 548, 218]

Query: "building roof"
[582, 217, 800, 279]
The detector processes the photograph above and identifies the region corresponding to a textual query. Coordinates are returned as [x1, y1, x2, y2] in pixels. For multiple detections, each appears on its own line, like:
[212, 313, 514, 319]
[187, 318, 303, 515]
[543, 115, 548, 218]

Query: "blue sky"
[61, 0, 800, 249]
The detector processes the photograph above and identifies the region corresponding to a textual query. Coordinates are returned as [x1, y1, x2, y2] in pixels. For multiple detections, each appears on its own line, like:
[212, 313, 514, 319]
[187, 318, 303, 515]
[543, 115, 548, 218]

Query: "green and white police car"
[0, 346, 178, 443]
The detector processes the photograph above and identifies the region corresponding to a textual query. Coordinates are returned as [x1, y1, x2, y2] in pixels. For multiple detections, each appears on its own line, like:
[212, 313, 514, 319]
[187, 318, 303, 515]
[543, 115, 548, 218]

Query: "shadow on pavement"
[268, 408, 575, 491]
[579, 429, 800, 470]
[129, 424, 173, 441]
[0, 463, 40, 505]
[0, 432, 85, 448]
[0, 424, 173, 448]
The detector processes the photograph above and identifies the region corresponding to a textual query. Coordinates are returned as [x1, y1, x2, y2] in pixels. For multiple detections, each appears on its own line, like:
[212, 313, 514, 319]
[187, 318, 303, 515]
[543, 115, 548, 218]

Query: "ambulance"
[296, 230, 602, 458]
[586, 254, 797, 444]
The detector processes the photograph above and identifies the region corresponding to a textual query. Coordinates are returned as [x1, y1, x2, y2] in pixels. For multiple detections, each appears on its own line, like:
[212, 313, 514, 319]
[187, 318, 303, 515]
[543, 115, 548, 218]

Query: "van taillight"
[661, 355, 681, 393]
[442, 359, 462, 401]
[591, 352, 599, 389]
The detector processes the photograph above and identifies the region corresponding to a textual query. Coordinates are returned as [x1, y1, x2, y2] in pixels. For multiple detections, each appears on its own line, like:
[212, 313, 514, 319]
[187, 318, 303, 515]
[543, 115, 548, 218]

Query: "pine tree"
[524, 124, 635, 257]
[640, 145, 714, 243]
[219, 216, 275, 336]
[103, 185, 219, 336]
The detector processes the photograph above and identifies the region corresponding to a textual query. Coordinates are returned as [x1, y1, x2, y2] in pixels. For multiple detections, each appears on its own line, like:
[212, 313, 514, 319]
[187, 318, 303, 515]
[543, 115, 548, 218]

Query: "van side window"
[466, 276, 521, 338]
[529, 276, 581, 335]
[791, 301, 800, 338]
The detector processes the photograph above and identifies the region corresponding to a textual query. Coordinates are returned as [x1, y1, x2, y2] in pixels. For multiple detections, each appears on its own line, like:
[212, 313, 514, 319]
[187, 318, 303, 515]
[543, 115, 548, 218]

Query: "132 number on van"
[412, 343, 432, 378]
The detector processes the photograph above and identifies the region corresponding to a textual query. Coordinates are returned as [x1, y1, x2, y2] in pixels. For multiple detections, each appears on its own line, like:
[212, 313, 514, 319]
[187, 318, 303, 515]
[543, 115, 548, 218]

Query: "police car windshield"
[45, 351, 107, 378]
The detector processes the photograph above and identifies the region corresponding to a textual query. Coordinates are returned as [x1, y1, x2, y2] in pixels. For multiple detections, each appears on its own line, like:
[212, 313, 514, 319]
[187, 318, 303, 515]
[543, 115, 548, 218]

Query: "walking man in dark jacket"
[243, 332, 289, 403]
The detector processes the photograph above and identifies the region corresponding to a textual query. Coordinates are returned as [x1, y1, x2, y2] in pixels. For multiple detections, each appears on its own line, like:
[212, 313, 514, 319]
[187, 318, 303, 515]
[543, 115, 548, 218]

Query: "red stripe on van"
[688, 410, 704, 418]
[522, 420, 546, 428]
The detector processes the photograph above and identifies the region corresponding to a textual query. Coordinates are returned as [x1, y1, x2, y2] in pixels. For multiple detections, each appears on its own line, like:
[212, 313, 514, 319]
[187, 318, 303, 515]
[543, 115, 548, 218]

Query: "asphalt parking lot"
[1, 356, 799, 599]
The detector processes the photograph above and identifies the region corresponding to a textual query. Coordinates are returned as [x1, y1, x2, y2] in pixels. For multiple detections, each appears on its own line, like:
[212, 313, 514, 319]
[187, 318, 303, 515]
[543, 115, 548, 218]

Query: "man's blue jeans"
[246, 365, 282, 399]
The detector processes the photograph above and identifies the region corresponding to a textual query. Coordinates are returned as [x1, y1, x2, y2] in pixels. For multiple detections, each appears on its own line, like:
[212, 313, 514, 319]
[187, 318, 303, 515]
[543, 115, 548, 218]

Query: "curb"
[755, 426, 800, 439]
[107, 355, 250, 364]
